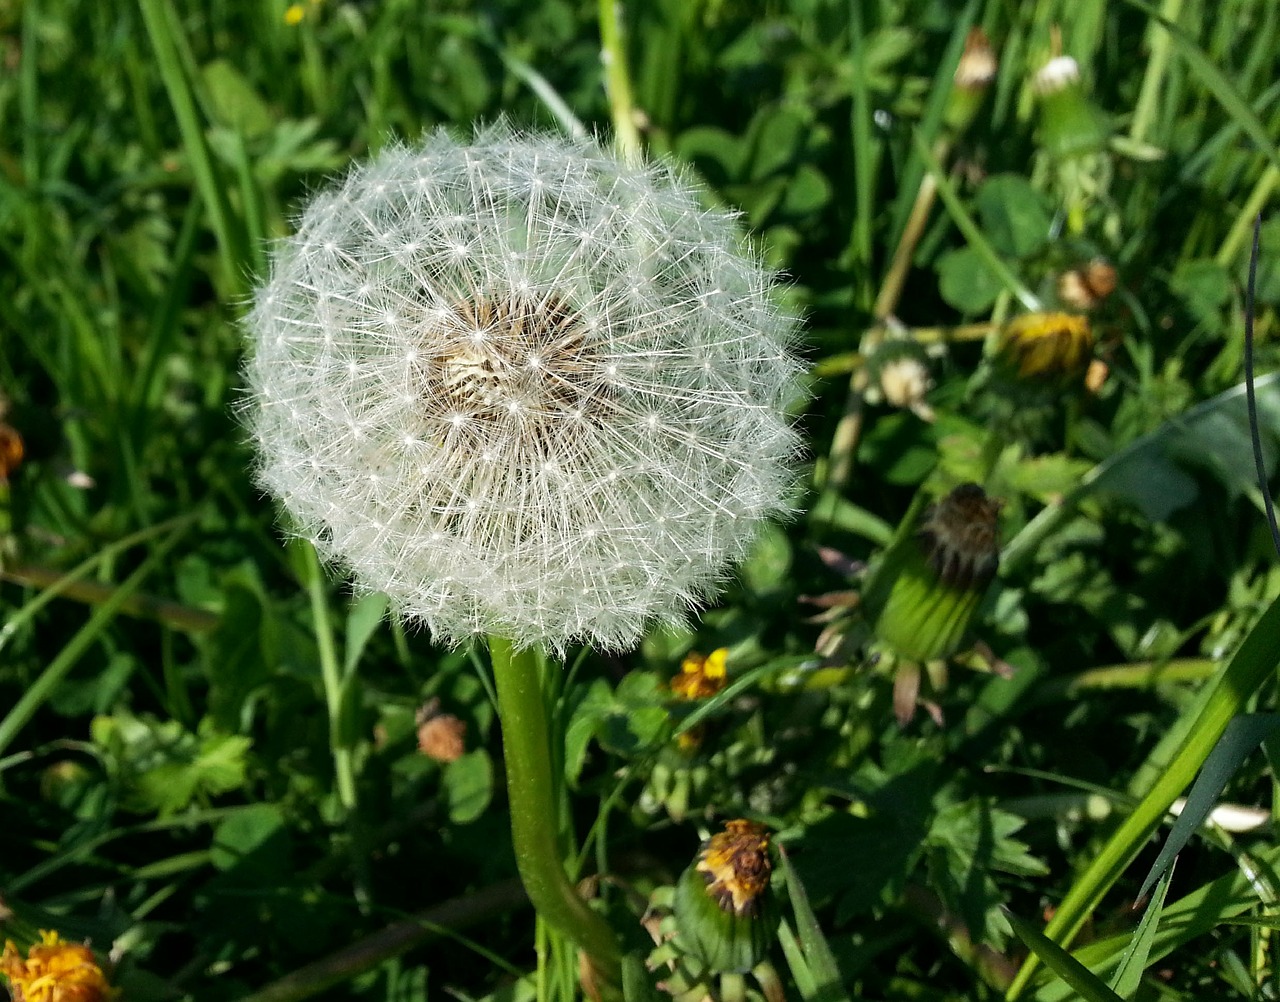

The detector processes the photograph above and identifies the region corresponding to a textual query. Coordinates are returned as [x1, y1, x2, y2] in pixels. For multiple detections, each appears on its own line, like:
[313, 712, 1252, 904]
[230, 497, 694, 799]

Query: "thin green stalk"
[598, 0, 641, 159]
[1128, 0, 1185, 145]
[1216, 163, 1280, 268]
[0, 515, 198, 655]
[846, 0, 875, 306]
[913, 130, 1041, 312]
[301, 542, 358, 813]
[488, 635, 622, 991]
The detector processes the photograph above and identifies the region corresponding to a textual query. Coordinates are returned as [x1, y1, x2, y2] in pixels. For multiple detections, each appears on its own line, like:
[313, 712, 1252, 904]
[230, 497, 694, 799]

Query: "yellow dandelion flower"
[670, 648, 729, 700]
[998, 311, 1093, 379]
[0, 930, 117, 1002]
[283, 4, 305, 25]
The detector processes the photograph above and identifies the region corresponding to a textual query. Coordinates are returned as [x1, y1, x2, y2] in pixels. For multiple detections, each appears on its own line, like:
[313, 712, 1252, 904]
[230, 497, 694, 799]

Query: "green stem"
[301, 543, 358, 813]
[598, 0, 642, 159]
[1215, 162, 1280, 268]
[488, 635, 622, 988]
[1128, 0, 1184, 146]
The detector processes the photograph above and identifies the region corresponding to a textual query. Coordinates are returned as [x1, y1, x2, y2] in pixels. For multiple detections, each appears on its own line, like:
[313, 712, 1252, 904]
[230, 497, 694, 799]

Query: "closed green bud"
[869, 484, 1001, 664]
[944, 28, 997, 135]
[673, 820, 779, 974]
[1034, 53, 1109, 159]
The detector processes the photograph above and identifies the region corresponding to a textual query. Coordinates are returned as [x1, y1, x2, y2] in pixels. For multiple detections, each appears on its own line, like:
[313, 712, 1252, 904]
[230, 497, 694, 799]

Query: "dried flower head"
[1057, 258, 1117, 310]
[695, 819, 773, 918]
[878, 355, 935, 421]
[0, 930, 116, 1002]
[244, 126, 802, 654]
[415, 699, 467, 762]
[954, 28, 997, 91]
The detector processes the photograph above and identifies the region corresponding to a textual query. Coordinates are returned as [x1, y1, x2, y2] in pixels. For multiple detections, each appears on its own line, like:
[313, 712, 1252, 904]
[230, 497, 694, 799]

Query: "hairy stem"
[488, 635, 622, 989]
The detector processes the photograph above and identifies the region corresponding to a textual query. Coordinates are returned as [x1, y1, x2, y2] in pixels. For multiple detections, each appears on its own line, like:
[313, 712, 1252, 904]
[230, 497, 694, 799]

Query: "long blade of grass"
[1035, 843, 1280, 1000]
[1006, 910, 1123, 1002]
[1109, 865, 1174, 995]
[136, 0, 248, 293]
[777, 847, 852, 1002]
[0, 514, 197, 655]
[1137, 714, 1280, 901]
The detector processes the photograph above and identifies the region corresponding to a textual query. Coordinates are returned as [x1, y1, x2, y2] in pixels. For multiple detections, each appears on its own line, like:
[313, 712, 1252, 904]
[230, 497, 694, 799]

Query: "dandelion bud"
[674, 819, 778, 974]
[945, 28, 997, 134]
[868, 484, 1001, 664]
[1033, 47, 1109, 159]
[244, 125, 802, 655]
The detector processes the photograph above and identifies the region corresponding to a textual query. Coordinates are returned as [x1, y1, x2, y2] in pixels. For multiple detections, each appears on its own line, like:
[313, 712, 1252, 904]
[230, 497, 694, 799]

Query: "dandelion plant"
[242, 124, 802, 987]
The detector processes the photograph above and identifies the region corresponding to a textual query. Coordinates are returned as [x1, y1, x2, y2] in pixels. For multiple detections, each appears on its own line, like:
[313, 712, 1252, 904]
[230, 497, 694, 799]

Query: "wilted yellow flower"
[998, 312, 1093, 379]
[696, 819, 773, 918]
[670, 648, 728, 700]
[0, 930, 116, 1002]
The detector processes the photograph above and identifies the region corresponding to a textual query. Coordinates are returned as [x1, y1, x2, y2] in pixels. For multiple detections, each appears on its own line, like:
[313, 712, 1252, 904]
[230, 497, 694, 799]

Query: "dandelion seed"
[244, 124, 802, 654]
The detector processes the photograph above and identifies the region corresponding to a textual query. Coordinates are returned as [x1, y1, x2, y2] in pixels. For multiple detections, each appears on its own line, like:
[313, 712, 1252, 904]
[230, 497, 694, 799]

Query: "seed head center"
[419, 294, 606, 437]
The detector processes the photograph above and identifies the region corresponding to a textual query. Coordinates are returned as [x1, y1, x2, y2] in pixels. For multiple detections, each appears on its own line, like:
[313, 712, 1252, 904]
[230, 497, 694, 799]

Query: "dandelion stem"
[488, 635, 622, 989]
[597, 0, 642, 159]
[302, 542, 359, 814]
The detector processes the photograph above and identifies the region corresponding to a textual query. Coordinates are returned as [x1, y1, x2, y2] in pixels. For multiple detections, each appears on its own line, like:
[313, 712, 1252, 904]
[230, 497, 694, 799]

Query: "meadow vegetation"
[3, 1, 1280, 1000]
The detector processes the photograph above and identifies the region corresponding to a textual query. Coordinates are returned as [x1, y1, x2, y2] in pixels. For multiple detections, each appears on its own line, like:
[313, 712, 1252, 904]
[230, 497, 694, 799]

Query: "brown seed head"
[918, 483, 1002, 590]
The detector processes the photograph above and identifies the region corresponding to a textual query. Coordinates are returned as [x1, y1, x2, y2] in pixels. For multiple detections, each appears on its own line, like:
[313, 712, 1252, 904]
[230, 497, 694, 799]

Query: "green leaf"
[443, 748, 494, 825]
[975, 175, 1053, 259]
[1004, 374, 1280, 571]
[938, 246, 1005, 314]
[211, 803, 289, 874]
[201, 59, 274, 138]
[740, 523, 793, 593]
[777, 848, 852, 1002]
[1171, 258, 1232, 323]
[344, 591, 388, 676]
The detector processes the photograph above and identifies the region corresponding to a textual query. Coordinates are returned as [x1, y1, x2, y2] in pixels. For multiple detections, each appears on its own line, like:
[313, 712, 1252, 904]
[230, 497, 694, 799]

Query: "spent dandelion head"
[244, 124, 802, 655]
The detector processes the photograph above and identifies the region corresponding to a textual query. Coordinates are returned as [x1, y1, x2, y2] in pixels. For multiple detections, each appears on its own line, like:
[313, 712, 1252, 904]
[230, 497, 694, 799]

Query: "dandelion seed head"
[244, 124, 803, 654]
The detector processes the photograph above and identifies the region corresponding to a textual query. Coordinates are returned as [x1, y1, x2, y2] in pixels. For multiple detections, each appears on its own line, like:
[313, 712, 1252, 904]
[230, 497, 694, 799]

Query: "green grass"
[4, 0, 1280, 1000]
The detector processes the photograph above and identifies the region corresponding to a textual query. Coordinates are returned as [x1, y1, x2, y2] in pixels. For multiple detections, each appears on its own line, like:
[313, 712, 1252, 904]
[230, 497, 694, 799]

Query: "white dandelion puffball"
[244, 125, 803, 654]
